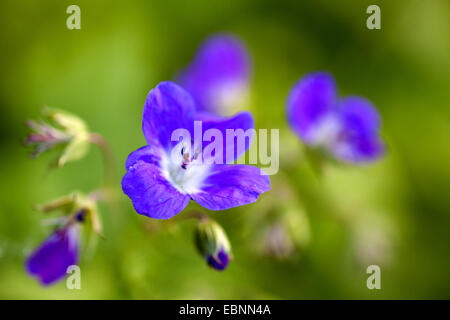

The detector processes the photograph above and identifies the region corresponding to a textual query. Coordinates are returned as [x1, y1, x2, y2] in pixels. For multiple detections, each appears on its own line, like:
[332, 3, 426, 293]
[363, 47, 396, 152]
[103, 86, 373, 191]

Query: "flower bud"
[24, 107, 90, 168]
[35, 191, 103, 236]
[194, 219, 231, 271]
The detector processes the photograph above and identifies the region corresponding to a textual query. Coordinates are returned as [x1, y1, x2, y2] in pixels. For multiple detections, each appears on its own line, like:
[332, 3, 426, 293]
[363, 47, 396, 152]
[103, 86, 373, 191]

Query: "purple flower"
[122, 81, 270, 219]
[178, 34, 250, 115]
[287, 72, 385, 163]
[26, 225, 79, 286]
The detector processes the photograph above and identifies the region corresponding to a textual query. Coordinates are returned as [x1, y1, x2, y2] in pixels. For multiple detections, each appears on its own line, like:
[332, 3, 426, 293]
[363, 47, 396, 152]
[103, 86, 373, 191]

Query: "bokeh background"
[1, 0, 449, 299]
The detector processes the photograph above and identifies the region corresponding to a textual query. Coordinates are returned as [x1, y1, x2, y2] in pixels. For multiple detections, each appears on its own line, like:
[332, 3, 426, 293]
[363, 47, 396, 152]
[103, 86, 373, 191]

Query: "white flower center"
[160, 142, 211, 195]
[306, 114, 342, 148]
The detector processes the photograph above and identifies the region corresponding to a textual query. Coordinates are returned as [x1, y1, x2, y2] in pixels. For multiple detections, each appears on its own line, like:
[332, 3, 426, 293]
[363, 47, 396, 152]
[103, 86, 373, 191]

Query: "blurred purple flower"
[287, 72, 385, 163]
[178, 34, 250, 115]
[26, 224, 79, 286]
[122, 81, 270, 219]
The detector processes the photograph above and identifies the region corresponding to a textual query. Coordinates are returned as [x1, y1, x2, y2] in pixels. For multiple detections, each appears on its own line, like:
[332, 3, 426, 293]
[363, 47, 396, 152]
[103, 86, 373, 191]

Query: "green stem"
[88, 132, 116, 189]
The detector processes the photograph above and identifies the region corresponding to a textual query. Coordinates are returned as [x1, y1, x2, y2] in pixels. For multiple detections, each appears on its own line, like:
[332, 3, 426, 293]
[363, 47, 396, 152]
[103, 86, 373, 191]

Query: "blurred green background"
[1, 0, 449, 299]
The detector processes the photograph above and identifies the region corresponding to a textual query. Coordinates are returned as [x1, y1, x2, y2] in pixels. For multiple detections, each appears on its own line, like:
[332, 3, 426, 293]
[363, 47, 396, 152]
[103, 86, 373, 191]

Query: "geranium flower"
[26, 210, 85, 285]
[122, 81, 270, 219]
[287, 72, 385, 163]
[178, 34, 250, 115]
